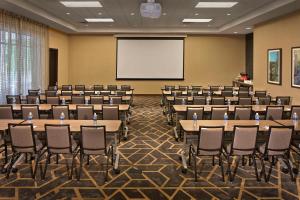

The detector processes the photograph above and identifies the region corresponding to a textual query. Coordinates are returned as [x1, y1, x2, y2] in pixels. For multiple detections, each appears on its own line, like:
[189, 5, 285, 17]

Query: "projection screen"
[116, 38, 184, 80]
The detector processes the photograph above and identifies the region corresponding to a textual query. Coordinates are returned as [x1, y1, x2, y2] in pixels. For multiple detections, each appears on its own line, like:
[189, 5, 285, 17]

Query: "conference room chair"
[224, 86, 233, 91]
[77, 126, 114, 181]
[179, 86, 189, 91]
[258, 96, 271, 105]
[46, 96, 60, 105]
[239, 87, 249, 91]
[174, 96, 188, 105]
[26, 95, 40, 104]
[107, 85, 117, 91]
[254, 91, 267, 97]
[45, 90, 57, 97]
[48, 85, 57, 91]
[75, 85, 85, 91]
[52, 105, 69, 119]
[6, 95, 21, 104]
[211, 97, 225, 105]
[165, 85, 175, 91]
[90, 95, 104, 104]
[291, 106, 300, 118]
[238, 97, 252, 105]
[238, 90, 249, 97]
[191, 86, 201, 91]
[71, 95, 85, 104]
[221, 90, 233, 97]
[93, 85, 104, 91]
[7, 123, 46, 179]
[100, 91, 111, 96]
[84, 90, 95, 96]
[77, 105, 94, 120]
[225, 125, 259, 182]
[186, 107, 204, 120]
[21, 105, 40, 119]
[189, 126, 225, 182]
[172, 90, 182, 97]
[0, 105, 13, 119]
[109, 96, 122, 104]
[28, 89, 40, 96]
[61, 90, 72, 96]
[193, 96, 206, 105]
[62, 85, 72, 91]
[258, 126, 294, 182]
[116, 90, 126, 96]
[102, 105, 119, 120]
[202, 89, 211, 96]
[234, 106, 252, 120]
[43, 124, 79, 180]
[265, 106, 284, 120]
[276, 96, 291, 105]
[121, 85, 131, 91]
[211, 107, 228, 120]
[0, 133, 8, 164]
[187, 90, 199, 97]
[209, 86, 219, 92]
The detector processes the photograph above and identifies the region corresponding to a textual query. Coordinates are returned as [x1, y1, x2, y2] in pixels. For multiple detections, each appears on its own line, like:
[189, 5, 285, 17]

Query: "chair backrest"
[291, 106, 300, 119]
[186, 107, 204, 120]
[77, 105, 94, 120]
[224, 86, 233, 91]
[266, 126, 293, 154]
[231, 126, 258, 154]
[165, 85, 175, 91]
[238, 90, 249, 97]
[62, 85, 72, 91]
[84, 91, 95, 96]
[116, 90, 126, 96]
[0, 105, 13, 119]
[121, 85, 131, 91]
[238, 97, 252, 105]
[46, 96, 60, 104]
[211, 97, 225, 105]
[109, 96, 122, 104]
[102, 105, 119, 120]
[266, 106, 283, 120]
[254, 91, 267, 97]
[6, 95, 21, 104]
[221, 90, 233, 97]
[100, 91, 111, 96]
[9, 124, 36, 153]
[90, 95, 104, 104]
[21, 105, 39, 119]
[28, 89, 39, 96]
[75, 85, 85, 91]
[179, 86, 189, 91]
[45, 124, 72, 154]
[197, 126, 224, 154]
[174, 96, 188, 105]
[80, 126, 106, 154]
[72, 95, 85, 104]
[52, 105, 69, 119]
[276, 96, 290, 105]
[191, 86, 201, 91]
[61, 90, 72, 96]
[193, 96, 206, 105]
[45, 90, 57, 97]
[27, 95, 40, 104]
[210, 86, 219, 91]
[211, 107, 228, 120]
[107, 85, 117, 91]
[93, 85, 104, 91]
[258, 96, 271, 105]
[234, 106, 252, 120]
[172, 91, 182, 97]
[239, 87, 249, 91]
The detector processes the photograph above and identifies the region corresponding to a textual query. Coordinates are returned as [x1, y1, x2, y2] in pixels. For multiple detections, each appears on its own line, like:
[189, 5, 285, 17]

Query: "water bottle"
[255, 113, 260, 123]
[227, 99, 231, 105]
[35, 97, 39, 105]
[12, 97, 16, 105]
[292, 112, 298, 121]
[85, 99, 88, 105]
[206, 98, 210, 105]
[62, 98, 66, 105]
[208, 90, 211, 97]
[182, 98, 185, 105]
[255, 98, 259, 105]
[93, 113, 97, 125]
[192, 112, 198, 128]
[110, 98, 113, 105]
[224, 112, 228, 121]
[277, 99, 282, 105]
[60, 112, 65, 120]
[28, 112, 33, 121]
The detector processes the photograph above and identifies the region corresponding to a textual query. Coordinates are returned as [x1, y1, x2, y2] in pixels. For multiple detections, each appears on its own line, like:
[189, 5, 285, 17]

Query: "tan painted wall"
[48, 28, 69, 85]
[254, 11, 300, 102]
[67, 35, 245, 94]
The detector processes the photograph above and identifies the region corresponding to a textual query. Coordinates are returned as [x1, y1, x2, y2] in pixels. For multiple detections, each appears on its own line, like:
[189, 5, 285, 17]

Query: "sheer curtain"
[0, 10, 48, 103]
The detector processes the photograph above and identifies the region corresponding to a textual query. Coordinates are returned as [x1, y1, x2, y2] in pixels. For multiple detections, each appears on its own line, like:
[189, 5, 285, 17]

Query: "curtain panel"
[0, 10, 48, 103]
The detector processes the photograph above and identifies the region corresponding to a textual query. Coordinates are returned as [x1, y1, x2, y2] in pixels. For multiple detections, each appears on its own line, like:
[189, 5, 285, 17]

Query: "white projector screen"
[116, 38, 184, 80]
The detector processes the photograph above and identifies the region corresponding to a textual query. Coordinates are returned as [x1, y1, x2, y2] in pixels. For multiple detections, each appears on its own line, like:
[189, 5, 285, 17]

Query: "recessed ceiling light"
[66, 12, 70, 15]
[227, 13, 231, 16]
[183, 18, 212, 23]
[130, 12, 135, 16]
[196, 2, 238, 8]
[60, 1, 102, 8]
[98, 12, 102, 15]
[85, 18, 114, 22]
[162, 12, 167, 16]
[245, 27, 252, 30]
[194, 13, 199, 16]
[233, 31, 238, 34]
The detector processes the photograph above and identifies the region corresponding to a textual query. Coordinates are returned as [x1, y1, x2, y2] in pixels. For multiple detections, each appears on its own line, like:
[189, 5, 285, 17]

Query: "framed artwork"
[291, 47, 300, 88]
[267, 48, 282, 85]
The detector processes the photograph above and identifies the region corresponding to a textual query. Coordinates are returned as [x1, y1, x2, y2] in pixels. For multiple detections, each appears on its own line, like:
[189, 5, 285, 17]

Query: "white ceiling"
[1, 0, 300, 34]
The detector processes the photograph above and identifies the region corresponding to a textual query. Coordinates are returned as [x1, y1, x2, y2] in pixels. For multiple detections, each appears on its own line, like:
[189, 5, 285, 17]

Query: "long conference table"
[179, 119, 300, 172]
[0, 119, 122, 172]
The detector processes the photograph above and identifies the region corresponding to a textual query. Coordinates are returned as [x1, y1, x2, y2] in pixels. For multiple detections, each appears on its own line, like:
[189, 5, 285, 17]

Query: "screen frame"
[116, 37, 185, 80]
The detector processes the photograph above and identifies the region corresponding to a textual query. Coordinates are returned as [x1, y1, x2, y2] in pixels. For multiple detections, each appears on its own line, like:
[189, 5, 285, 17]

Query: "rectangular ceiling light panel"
[195, 2, 238, 8]
[182, 18, 212, 23]
[85, 18, 114, 22]
[60, 1, 102, 7]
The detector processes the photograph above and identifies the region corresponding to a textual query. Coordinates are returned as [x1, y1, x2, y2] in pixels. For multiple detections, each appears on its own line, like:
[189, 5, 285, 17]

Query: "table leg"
[113, 132, 120, 173]
[181, 131, 188, 173]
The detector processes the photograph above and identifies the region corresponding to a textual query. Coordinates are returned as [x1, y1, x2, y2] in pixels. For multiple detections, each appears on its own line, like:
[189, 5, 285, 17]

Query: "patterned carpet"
[0, 96, 300, 199]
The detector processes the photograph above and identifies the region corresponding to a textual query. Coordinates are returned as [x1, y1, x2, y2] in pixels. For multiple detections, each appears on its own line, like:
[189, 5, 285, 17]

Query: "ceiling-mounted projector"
[140, 0, 162, 19]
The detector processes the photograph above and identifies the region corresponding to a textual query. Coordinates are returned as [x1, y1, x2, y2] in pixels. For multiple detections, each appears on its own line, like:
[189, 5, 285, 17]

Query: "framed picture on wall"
[292, 47, 300, 88]
[267, 48, 282, 85]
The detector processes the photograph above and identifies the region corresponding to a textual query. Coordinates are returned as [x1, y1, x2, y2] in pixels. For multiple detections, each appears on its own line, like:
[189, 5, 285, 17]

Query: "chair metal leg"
[105, 155, 109, 182]
[259, 156, 267, 181]
[219, 155, 225, 182]
[231, 156, 240, 182]
[212, 156, 215, 166]
[42, 153, 51, 180]
[6, 153, 18, 179]
[56, 154, 59, 164]
[69, 153, 77, 179]
[252, 155, 260, 181]
[87, 155, 90, 165]
[77, 153, 83, 181]
[266, 159, 274, 182]
[188, 145, 192, 166]
[4, 144, 8, 164]
[242, 155, 245, 166]
[194, 154, 197, 182]
[284, 156, 295, 182]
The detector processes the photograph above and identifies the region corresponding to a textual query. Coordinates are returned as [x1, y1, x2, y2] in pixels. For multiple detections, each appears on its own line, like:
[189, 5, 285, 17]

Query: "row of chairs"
[170, 90, 269, 98]
[188, 125, 296, 182]
[165, 85, 251, 92]
[5, 123, 114, 181]
[44, 90, 128, 97]
[174, 96, 291, 105]
[47, 84, 132, 91]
